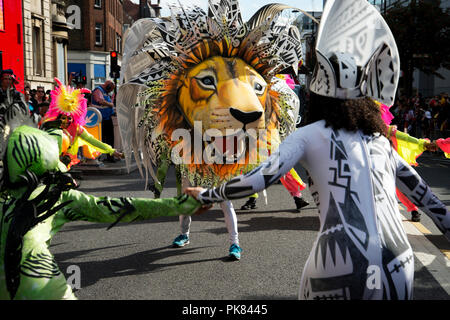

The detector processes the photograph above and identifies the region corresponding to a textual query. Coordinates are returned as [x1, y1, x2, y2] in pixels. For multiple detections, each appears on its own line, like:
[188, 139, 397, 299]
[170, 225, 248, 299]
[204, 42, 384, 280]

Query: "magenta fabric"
[380, 103, 394, 125]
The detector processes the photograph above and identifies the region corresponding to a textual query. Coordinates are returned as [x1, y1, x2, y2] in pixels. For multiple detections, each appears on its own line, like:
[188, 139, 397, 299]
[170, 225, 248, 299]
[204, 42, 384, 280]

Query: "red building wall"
[0, 0, 25, 92]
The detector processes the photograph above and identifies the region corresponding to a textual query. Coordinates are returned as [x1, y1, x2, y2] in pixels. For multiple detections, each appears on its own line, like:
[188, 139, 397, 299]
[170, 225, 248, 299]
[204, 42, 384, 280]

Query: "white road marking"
[402, 219, 450, 295]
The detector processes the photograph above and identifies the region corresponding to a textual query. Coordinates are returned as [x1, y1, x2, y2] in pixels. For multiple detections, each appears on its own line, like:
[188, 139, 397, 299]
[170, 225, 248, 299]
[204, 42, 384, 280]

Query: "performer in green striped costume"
[0, 103, 204, 300]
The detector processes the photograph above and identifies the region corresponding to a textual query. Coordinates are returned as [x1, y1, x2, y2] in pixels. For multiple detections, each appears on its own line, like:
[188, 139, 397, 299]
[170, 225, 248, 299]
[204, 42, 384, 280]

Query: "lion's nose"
[229, 108, 263, 127]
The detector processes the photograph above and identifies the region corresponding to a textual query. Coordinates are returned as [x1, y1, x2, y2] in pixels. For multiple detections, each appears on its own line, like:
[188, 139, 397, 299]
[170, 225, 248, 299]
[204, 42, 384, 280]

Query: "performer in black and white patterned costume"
[186, 0, 450, 300]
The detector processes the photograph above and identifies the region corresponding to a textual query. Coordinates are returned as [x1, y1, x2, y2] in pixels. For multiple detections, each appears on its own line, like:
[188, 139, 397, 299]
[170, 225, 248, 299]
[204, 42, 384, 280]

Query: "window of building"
[31, 0, 42, 15]
[116, 34, 122, 53]
[56, 42, 66, 84]
[109, 26, 114, 51]
[32, 19, 44, 76]
[94, 0, 102, 9]
[94, 64, 106, 84]
[95, 23, 102, 46]
[0, 0, 4, 31]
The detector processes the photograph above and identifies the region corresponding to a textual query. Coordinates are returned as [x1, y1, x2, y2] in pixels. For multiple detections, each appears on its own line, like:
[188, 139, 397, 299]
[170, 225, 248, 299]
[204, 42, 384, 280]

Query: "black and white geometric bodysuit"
[198, 120, 450, 300]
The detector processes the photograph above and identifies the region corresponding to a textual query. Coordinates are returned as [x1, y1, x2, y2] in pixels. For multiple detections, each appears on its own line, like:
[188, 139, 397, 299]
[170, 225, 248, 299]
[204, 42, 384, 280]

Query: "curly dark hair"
[306, 93, 388, 137]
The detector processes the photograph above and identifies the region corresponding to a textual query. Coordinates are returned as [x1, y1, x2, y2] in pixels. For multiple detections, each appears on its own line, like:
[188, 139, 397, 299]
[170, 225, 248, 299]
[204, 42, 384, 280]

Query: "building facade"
[0, 0, 25, 91]
[123, 0, 161, 33]
[51, 0, 70, 85]
[21, 0, 69, 91]
[22, 0, 54, 90]
[66, 0, 123, 90]
[139, 0, 161, 18]
[123, 0, 139, 31]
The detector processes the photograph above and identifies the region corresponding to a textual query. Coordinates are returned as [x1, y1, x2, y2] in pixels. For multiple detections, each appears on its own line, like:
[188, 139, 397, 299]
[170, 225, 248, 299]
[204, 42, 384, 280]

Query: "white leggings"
[179, 201, 239, 245]
[179, 177, 239, 245]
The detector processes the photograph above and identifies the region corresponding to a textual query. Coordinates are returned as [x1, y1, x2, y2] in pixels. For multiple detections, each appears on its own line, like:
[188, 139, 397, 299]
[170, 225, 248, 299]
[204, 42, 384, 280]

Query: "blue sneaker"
[172, 234, 189, 247]
[228, 244, 242, 260]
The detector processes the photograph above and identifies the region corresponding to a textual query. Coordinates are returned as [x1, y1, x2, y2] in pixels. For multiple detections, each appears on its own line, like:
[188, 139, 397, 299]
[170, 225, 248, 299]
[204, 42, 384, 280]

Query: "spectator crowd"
[389, 93, 450, 141]
[0, 68, 120, 164]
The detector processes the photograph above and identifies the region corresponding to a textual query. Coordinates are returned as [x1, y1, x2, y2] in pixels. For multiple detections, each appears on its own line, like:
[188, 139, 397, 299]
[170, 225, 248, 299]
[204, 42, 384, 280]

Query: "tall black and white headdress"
[310, 0, 400, 106]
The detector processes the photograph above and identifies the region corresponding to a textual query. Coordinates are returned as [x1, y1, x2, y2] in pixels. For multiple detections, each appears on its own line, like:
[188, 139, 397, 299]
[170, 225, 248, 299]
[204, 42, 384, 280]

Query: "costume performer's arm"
[394, 151, 450, 241]
[1, 189, 201, 300]
[60, 189, 201, 225]
[392, 129, 427, 148]
[198, 128, 306, 204]
[388, 126, 429, 166]
[78, 128, 116, 155]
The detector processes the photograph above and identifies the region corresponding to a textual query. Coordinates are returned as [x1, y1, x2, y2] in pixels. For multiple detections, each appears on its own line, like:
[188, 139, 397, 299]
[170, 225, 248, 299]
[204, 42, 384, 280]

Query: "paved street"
[50, 154, 450, 300]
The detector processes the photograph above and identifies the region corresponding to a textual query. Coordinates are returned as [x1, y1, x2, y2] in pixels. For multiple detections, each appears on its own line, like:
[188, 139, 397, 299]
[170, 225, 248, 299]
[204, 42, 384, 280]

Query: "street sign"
[83, 107, 103, 159]
[85, 107, 102, 128]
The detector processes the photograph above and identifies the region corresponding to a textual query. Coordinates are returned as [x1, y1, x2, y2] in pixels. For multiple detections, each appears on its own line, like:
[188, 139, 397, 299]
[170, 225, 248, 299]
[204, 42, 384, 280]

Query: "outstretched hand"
[113, 151, 125, 159]
[184, 187, 210, 214]
[425, 141, 438, 152]
[185, 187, 206, 200]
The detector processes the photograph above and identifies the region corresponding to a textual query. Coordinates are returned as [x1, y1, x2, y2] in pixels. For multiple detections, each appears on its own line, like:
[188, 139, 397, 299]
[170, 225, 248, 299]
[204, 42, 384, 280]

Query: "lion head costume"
[117, 0, 314, 187]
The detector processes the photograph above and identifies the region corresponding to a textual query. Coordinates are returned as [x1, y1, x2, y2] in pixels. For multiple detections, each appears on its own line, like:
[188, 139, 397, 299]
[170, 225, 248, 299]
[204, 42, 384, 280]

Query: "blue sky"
[131, 0, 324, 20]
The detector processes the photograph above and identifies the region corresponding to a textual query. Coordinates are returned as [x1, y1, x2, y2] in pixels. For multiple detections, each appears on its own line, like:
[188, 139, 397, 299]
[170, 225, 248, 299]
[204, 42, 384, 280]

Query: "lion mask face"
[177, 56, 271, 159]
[178, 57, 269, 132]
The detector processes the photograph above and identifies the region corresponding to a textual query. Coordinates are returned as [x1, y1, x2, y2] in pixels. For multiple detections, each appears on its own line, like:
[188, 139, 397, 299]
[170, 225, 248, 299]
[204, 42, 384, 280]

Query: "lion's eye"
[201, 77, 214, 86]
[196, 76, 216, 90]
[254, 82, 265, 95]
